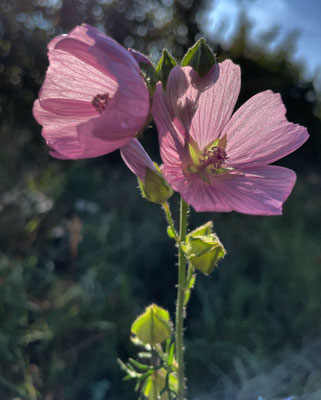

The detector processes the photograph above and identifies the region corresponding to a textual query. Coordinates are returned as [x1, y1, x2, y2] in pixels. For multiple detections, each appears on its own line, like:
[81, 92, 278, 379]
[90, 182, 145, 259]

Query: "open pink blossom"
[33, 24, 150, 159]
[152, 60, 309, 215]
[120, 138, 156, 182]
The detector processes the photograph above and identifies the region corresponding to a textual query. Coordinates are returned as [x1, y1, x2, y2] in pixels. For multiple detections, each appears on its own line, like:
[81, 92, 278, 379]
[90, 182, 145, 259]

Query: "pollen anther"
[92, 93, 110, 114]
[199, 146, 227, 171]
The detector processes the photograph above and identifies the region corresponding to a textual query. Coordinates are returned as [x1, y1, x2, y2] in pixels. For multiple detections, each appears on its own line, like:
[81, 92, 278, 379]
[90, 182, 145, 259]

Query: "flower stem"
[176, 196, 188, 400]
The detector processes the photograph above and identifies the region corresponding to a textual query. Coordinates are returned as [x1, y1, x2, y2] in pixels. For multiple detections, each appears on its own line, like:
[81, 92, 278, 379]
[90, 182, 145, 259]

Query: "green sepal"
[188, 221, 213, 237]
[139, 166, 173, 204]
[181, 38, 216, 77]
[183, 222, 226, 275]
[128, 358, 153, 373]
[156, 49, 177, 89]
[131, 304, 172, 345]
[139, 61, 158, 96]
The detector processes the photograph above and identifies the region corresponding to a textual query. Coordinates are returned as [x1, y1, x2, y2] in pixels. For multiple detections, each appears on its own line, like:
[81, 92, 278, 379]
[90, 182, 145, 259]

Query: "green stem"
[176, 197, 188, 400]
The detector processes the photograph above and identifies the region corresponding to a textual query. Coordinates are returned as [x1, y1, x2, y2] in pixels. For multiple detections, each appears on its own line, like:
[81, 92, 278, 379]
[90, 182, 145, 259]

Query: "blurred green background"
[0, 0, 321, 399]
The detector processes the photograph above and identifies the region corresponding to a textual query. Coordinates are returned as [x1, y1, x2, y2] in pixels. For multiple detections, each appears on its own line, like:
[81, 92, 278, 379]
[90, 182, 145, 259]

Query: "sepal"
[129, 49, 158, 95]
[181, 38, 216, 77]
[156, 49, 177, 89]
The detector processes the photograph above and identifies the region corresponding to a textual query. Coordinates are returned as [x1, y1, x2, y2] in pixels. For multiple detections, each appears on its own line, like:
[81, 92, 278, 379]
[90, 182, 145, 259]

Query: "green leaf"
[156, 49, 177, 88]
[181, 38, 216, 77]
[143, 167, 174, 204]
[131, 304, 172, 345]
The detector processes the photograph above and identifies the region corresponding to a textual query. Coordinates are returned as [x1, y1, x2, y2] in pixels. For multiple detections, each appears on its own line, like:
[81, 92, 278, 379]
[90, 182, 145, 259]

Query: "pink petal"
[78, 79, 150, 147]
[40, 99, 97, 117]
[223, 90, 309, 167]
[34, 100, 128, 159]
[40, 44, 118, 103]
[120, 139, 156, 181]
[165, 60, 241, 150]
[162, 164, 296, 215]
[152, 83, 190, 166]
[53, 26, 141, 83]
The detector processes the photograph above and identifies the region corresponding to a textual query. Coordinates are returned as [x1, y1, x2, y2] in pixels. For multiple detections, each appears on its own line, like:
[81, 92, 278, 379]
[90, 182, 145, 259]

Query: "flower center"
[92, 93, 110, 114]
[199, 146, 227, 173]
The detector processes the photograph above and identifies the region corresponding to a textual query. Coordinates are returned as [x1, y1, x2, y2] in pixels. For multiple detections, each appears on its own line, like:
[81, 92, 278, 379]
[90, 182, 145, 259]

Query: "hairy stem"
[176, 197, 188, 400]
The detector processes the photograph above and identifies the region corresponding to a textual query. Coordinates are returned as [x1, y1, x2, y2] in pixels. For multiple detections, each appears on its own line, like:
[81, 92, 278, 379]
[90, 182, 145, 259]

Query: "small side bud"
[182, 221, 226, 275]
[140, 166, 173, 204]
[181, 38, 216, 77]
[131, 304, 173, 346]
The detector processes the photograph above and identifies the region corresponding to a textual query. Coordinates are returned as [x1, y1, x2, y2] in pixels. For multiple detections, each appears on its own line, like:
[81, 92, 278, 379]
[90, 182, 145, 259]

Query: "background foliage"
[0, 0, 320, 399]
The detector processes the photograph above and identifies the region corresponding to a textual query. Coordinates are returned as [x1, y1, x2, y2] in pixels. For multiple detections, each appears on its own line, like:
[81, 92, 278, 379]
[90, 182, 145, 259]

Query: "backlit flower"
[33, 24, 150, 159]
[152, 60, 309, 215]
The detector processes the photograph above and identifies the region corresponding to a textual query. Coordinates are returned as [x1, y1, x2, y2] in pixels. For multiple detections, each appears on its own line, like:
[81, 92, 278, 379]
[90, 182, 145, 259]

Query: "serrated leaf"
[131, 304, 172, 345]
[156, 49, 177, 88]
[181, 38, 216, 77]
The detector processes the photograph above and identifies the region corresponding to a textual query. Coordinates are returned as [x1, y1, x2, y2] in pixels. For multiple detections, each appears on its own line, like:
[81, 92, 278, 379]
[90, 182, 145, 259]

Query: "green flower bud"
[131, 304, 172, 346]
[182, 222, 226, 275]
[139, 166, 174, 204]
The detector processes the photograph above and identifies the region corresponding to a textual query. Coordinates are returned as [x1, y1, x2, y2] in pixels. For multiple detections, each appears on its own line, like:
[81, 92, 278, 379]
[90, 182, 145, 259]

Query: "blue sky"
[206, 0, 321, 90]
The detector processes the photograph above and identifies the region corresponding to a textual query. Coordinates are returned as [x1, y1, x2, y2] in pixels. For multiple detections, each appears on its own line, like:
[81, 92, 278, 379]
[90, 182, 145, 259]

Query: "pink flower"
[152, 60, 309, 215]
[33, 24, 150, 159]
[120, 138, 156, 182]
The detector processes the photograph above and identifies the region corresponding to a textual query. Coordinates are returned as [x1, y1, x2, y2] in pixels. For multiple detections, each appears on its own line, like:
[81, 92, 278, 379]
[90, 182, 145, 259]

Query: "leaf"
[131, 304, 173, 345]
[181, 38, 216, 77]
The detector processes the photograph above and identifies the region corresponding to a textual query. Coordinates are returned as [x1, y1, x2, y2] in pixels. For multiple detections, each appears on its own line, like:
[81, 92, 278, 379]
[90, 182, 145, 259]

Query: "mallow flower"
[152, 60, 309, 215]
[33, 24, 150, 159]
